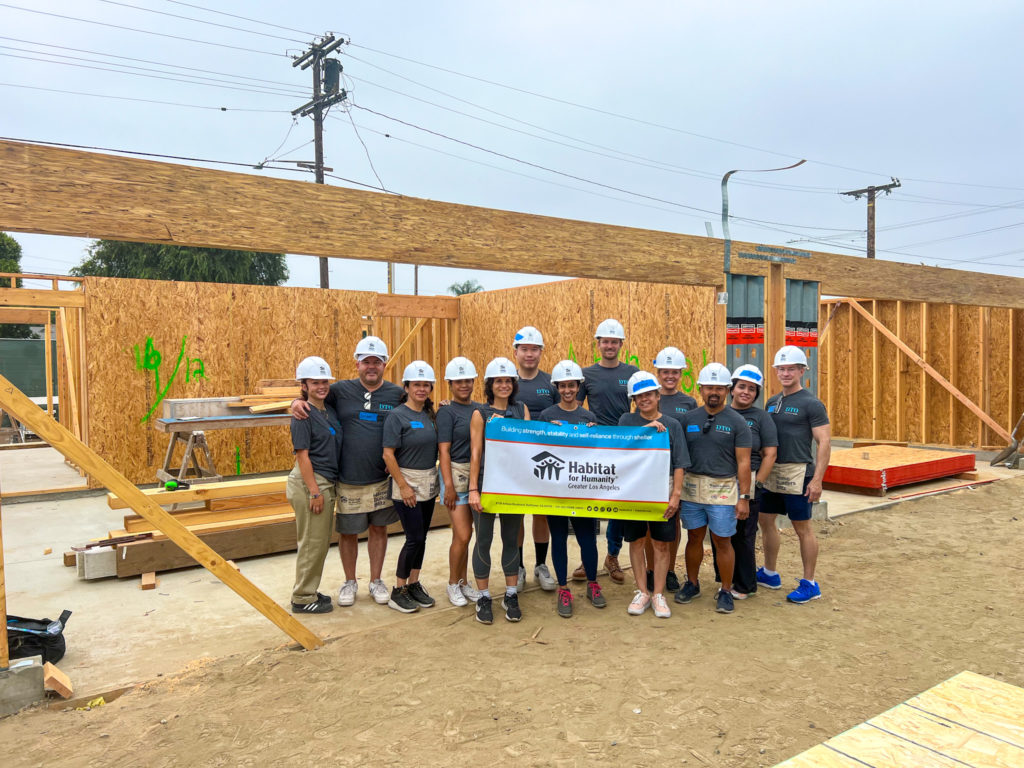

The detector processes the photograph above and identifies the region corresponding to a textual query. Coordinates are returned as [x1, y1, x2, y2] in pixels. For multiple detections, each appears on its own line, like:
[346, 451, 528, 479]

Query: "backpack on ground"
[6, 610, 72, 664]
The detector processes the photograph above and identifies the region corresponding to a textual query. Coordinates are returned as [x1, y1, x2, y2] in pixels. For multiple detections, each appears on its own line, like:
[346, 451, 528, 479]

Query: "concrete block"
[76, 546, 116, 579]
[0, 656, 46, 718]
[777, 500, 829, 529]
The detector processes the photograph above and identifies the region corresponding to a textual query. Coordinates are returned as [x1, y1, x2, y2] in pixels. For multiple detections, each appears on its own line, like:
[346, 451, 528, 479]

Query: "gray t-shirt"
[659, 392, 699, 427]
[578, 362, 640, 426]
[732, 405, 779, 472]
[539, 404, 597, 426]
[289, 404, 343, 482]
[681, 406, 753, 478]
[383, 403, 438, 470]
[327, 378, 404, 485]
[436, 400, 479, 464]
[617, 413, 691, 472]
[765, 388, 829, 474]
[477, 401, 527, 489]
[517, 370, 555, 416]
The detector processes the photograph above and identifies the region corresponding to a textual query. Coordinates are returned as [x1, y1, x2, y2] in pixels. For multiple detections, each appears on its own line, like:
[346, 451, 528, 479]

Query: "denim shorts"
[438, 471, 470, 507]
[680, 501, 737, 538]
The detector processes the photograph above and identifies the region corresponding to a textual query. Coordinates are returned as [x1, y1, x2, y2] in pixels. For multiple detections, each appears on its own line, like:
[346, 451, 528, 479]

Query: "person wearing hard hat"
[382, 361, 441, 614]
[653, 346, 698, 594]
[709, 364, 778, 599]
[286, 356, 343, 614]
[578, 318, 639, 585]
[468, 357, 529, 625]
[677, 363, 753, 615]
[539, 360, 605, 618]
[512, 326, 557, 594]
[618, 371, 689, 619]
[757, 345, 831, 604]
[290, 335, 403, 609]
[436, 356, 482, 608]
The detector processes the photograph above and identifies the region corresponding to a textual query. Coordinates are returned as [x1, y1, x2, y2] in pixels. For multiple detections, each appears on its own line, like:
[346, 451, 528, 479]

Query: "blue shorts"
[680, 501, 737, 538]
[760, 476, 812, 521]
[438, 471, 470, 507]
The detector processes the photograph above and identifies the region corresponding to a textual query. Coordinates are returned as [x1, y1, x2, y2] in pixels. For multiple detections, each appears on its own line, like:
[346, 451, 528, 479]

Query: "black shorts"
[622, 513, 678, 543]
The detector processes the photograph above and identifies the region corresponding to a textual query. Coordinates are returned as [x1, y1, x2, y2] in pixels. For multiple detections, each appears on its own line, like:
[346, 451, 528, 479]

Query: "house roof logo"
[531, 450, 565, 481]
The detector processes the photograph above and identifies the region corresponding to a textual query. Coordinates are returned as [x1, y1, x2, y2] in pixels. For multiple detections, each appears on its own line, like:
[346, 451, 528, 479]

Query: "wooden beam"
[383, 317, 428, 372]
[374, 294, 458, 319]
[0, 308, 47, 324]
[848, 305, 857, 438]
[43, 662, 73, 698]
[0, 288, 84, 308]
[0, 475, 8, 669]
[871, 300, 879, 441]
[845, 300, 1012, 443]
[949, 304, 957, 446]
[57, 308, 80, 440]
[764, 264, 785, 400]
[107, 476, 286, 509]
[895, 301, 905, 442]
[44, 313, 53, 417]
[921, 303, 929, 443]
[979, 306, 990, 447]
[4, 140, 1024, 307]
[0, 376, 321, 650]
[1010, 310, 1019, 432]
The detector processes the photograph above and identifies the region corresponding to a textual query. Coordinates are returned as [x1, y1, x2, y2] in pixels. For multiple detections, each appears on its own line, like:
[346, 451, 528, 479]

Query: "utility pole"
[840, 178, 901, 258]
[292, 35, 348, 288]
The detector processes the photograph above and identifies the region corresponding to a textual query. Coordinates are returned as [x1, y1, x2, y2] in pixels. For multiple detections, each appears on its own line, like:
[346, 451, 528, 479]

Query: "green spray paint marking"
[133, 335, 207, 423]
[234, 445, 242, 475]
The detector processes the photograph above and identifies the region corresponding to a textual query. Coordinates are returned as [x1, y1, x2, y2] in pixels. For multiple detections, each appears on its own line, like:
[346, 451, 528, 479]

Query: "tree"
[0, 232, 37, 339]
[448, 279, 483, 295]
[71, 240, 289, 285]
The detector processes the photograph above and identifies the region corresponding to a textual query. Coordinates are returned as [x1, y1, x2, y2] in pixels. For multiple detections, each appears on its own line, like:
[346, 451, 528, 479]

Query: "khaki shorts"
[335, 478, 398, 535]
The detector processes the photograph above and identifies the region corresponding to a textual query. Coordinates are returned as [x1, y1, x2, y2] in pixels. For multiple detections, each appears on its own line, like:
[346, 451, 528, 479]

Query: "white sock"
[505, 586, 517, 597]
[480, 589, 491, 598]
[763, 568, 778, 577]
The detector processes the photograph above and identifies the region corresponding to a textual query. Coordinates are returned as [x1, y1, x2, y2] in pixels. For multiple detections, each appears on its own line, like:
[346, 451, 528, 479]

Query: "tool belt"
[337, 478, 392, 515]
[392, 466, 440, 502]
[681, 473, 739, 505]
[765, 462, 807, 495]
[450, 461, 471, 494]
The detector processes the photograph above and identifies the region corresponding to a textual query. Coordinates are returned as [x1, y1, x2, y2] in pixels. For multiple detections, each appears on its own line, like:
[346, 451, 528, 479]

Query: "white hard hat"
[484, 357, 519, 379]
[353, 335, 389, 362]
[295, 356, 334, 380]
[401, 360, 436, 382]
[731, 364, 765, 387]
[594, 318, 625, 340]
[444, 356, 478, 381]
[697, 363, 733, 386]
[653, 346, 687, 369]
[627, 371, 659, 397]
[513, 326, 545, 348]
[550, 359, 585, 383]
[773, 345, 808, 368]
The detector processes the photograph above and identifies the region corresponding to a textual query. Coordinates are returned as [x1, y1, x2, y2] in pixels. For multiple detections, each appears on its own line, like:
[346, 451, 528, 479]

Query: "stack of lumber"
[823, 444, 976, 495]
[225, 379, 300, 413]
[64, 476, 451, 578]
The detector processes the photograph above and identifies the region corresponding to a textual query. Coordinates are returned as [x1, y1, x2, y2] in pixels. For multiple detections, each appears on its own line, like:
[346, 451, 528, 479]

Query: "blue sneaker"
[756, 567, 782, 590]
[787, 579, 822, 604]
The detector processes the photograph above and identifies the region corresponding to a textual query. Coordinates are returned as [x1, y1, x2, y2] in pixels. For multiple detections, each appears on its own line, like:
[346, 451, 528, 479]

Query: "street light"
[721, 159, 806, 274]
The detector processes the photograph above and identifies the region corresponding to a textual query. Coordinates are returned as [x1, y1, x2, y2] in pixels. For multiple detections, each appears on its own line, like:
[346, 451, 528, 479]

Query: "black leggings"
[395, 499, 436, 580]
[547, 515, 598, 585]
[472, 510, 523, 579]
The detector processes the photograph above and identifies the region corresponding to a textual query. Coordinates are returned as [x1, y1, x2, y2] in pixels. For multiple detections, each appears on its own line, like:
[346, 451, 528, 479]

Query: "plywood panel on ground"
[823, 446, 975, 491]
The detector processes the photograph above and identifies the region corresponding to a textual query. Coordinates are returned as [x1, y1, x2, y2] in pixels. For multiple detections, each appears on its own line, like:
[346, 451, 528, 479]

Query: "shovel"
[990, 409, 1024, 467]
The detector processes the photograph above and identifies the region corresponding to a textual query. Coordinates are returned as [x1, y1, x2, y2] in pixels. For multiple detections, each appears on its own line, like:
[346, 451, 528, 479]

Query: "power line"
[92, 0, 307, 44]
[0, 81, 290, 112]
[163, 0, 316, 38]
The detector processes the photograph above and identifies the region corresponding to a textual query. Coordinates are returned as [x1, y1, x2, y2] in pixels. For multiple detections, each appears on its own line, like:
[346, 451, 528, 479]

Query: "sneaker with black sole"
[502, 592, 522, 622]
[557, 587, 573, 618]
[291, 592, 333, 614]
[756, 566, 782, 590]
[476, 595, 493, 624]
[716, 589, 735, 614]
[586, 581, 607, 608]
[407, 581, 435, 608]
[674, 580, 701, 604]
[665, 570, 681, 593]
[387, 585, 420, 614]
[646, 569, 655, 593]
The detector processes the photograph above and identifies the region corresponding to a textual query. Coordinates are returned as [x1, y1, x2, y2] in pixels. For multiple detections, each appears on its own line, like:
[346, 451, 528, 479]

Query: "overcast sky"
[3, 1, 1023, 293]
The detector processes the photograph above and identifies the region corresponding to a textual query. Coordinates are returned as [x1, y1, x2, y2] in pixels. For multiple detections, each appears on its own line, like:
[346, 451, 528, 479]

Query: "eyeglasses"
[702, 414, 717, 434]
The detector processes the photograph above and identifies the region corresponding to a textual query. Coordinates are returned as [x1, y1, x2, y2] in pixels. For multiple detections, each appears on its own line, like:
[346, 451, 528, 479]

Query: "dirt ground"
[3, 476, 1023, 767]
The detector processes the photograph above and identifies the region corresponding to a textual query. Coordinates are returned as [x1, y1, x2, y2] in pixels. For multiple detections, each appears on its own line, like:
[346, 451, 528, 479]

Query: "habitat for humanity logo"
[532, 450, 566, 480]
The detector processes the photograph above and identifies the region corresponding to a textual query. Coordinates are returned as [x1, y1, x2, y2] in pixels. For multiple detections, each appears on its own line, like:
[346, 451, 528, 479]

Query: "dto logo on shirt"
[715, 424, 732, 434]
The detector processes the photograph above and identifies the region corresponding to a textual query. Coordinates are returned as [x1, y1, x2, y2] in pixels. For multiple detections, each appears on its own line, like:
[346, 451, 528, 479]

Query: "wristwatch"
[755, 480, 765, 490]
[310, 493, 322, 499]
[739, 493, 752, 500]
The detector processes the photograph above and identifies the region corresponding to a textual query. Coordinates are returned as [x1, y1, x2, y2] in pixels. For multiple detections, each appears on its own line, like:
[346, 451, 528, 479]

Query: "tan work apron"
[337, 478, 392, 515]
[392, 466, 441, 502]
[682, 473, 739, 505]
[450, 461, 471, 494]
[764, 462, 807, 495]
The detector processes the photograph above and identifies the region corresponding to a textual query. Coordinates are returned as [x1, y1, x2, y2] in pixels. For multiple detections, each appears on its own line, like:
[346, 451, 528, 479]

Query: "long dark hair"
[484, 377, 519, 406]
[400, 384, 435, 423]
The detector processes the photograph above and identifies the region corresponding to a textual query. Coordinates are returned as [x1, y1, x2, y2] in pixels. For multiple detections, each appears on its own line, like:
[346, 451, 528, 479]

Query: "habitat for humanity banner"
[481, 419, 669, 521]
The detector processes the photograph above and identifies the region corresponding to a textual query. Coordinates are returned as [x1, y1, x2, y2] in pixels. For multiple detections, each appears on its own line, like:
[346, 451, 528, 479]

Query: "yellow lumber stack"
[224, 379, 300, 413]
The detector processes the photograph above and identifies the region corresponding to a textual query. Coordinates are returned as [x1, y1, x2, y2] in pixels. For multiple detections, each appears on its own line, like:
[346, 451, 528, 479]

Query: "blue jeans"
[606, 518, 623, 557]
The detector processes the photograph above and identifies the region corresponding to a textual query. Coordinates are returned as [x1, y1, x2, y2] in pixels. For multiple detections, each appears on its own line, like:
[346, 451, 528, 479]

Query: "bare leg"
[367, 524, 388, 582]
[791, 519, 819, 580]
[448, 504, 473, 584]
[628, 539, 649, 593]
[652, 540, 670, 594]
[533, 514, 550, 545]
[711, 533, 734, 591]
[339, 533, 358, 581]
[684, 526, 707, 584]
[668, 516, 681, 572]
[643, 535, 655, 578]
[759, 512, 781, 571]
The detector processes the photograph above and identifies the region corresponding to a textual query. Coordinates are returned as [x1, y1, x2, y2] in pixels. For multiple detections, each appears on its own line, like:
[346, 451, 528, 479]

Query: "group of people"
[284, 318, 831, 626]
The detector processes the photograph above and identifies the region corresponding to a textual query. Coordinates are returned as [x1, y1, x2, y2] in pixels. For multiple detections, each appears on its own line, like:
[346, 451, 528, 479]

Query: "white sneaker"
[446, 583, 468, 607]
[730, 588, 750, 600]
[652, 592, 672, 619]
[515, 566, 527, 593]
[534, 563, 557, 591]
[627, 590, 651, 615]
[369, 579, 389, 605]
[459, 580, 481, 603]
[337, 579, 358, 607]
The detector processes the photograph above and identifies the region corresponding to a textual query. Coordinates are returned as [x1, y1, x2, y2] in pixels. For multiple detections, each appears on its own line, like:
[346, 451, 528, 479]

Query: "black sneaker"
[716, 589, 735, 614]
[407, 581, 435, 608]
[476, 595, 493, 625]
[387, 586, 419, 614]
[646, 570, 655, 592]
[665, 570, 681, 593]
[291, 592, 333, 614]
[674, 580, 701, 604]
[502, 592, 522, 622]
